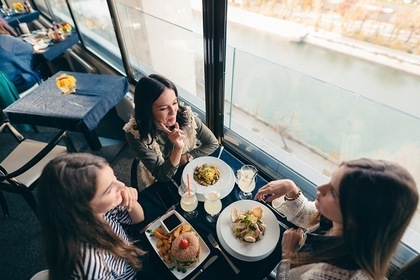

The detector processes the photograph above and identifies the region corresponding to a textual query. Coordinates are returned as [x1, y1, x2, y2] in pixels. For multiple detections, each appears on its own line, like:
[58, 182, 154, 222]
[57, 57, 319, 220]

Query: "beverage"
[237, 165, 258, 200]
[180, 192, 198, 212]
[204, 191, 222, 215]
[178, 180, 198, 219]
[238, 170, 256, 192]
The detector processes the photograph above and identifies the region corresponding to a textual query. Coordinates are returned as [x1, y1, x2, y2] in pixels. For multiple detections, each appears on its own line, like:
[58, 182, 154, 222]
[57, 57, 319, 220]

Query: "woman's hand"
[281, 228, 304, 260]
[121, 186, 145, 223]
[120, 186, 138, 212]
[160, 122, 185, 150]
[254, 179, 298, 202]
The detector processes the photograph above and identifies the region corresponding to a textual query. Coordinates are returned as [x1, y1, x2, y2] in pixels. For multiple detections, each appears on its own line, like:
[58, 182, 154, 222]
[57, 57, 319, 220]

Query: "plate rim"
[181, 156, 234, 201]
[145, 210, 210, 279]
[216, 200, 280, 262]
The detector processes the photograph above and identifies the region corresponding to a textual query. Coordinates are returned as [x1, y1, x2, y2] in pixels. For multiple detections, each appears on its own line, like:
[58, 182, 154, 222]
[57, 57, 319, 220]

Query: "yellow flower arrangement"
[12, 2, 24, 12]
[56, 74, 77, 94]
[60, 23, 72, 35]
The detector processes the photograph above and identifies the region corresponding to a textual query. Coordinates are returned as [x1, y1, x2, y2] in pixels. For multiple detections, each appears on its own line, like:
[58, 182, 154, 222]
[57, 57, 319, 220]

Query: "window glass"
[46, 0, 74, 26]
[68, 0, 124, 72]
[114, 0, 204, 101]
[32, 0, 51, 19]
[225, 0, 420, 251]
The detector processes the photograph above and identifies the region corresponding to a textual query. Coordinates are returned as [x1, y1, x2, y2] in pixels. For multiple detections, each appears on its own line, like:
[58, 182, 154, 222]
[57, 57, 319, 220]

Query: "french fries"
[152, 224, 193, 263]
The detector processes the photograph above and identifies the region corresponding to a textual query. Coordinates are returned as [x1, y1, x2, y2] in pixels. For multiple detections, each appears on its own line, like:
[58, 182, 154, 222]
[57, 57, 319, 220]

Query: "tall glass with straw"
[178, 174, 198, 219]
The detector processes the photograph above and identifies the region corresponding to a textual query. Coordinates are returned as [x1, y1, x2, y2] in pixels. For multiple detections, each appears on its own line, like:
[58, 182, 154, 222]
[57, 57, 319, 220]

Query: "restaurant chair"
[0, 119, 76, 219]
[130, 157, 141, 192]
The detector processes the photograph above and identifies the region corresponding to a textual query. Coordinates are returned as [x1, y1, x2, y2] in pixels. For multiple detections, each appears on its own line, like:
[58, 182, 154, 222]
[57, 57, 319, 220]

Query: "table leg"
[81, 126, 102, 151]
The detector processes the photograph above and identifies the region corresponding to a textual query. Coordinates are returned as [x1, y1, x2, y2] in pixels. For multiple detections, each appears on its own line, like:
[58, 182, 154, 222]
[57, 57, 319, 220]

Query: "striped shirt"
[72, 206, 137, 280]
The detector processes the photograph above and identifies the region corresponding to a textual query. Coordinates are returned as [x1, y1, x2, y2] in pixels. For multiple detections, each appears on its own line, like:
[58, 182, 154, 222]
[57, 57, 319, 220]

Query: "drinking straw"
[187, 174, 191, 196]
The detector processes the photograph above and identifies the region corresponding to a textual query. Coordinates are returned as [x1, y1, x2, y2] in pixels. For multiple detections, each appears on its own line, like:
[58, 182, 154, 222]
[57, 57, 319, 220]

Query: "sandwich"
[170, 232, 200, 267]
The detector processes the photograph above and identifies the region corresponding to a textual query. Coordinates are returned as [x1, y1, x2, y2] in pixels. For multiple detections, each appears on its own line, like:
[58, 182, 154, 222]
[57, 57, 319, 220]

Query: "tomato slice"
[179, 238, 189, 249]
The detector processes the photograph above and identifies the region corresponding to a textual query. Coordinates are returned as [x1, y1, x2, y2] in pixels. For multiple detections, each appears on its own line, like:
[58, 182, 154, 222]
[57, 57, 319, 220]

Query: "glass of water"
[178, 182, 198, 220]
[204, 187, 222, 223]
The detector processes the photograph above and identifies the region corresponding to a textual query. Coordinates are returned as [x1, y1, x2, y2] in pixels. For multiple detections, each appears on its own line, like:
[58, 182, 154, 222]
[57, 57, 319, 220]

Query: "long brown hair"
[292, 158, 418, 279]
[133, 74, 189, 143]
[37, 153, 145, 279]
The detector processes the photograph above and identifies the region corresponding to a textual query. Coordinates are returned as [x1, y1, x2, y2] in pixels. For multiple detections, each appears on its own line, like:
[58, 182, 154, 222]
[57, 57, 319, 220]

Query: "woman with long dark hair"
[38, 153, 146, 279]
[124, 74, 218, 188]
[256, 158, 418, 280]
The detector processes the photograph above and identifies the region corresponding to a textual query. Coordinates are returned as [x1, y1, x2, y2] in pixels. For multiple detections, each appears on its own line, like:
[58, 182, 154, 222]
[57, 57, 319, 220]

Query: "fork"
[207, 233, 240, 274]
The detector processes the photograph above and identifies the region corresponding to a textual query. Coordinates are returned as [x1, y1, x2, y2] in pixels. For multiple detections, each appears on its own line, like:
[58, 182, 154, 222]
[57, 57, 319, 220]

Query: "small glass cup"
[204, 187, 222, 223]
[178, 182, 198, 220]
[237, 165, 258, 200]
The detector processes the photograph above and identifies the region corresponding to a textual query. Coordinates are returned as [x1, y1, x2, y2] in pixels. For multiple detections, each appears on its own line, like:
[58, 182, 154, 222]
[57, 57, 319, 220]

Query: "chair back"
[0, 120, 75, 218]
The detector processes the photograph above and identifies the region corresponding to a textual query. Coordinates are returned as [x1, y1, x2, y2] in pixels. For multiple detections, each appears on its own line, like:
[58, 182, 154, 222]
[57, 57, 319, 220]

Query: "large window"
[114, 0, 420, 255]
[30, 0, 419, 259]
[224, 0, 420, 254]
[114, 0, 204, 101]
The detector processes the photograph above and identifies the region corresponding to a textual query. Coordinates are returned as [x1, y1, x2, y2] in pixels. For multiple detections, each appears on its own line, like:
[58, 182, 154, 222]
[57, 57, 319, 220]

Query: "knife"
[190, 255, 218, 280]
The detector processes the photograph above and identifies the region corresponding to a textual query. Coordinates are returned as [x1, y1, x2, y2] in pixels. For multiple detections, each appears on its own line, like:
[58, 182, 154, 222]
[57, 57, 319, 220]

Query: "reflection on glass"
[115, 0, 204, 99]
[68, 0, 124, 72]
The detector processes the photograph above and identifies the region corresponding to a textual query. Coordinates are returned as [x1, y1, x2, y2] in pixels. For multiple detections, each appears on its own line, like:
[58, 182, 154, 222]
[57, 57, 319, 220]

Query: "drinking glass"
[237, 165, 258, 200]
[204, 188, 222, 223]
[178, 182, 198, 219]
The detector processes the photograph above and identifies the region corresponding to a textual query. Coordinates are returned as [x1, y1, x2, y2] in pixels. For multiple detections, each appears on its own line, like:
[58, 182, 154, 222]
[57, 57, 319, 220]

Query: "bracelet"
[284, 188, 301, 201]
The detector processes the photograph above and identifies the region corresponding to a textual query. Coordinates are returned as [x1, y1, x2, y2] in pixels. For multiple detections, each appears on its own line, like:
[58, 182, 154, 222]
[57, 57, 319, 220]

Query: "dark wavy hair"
[293, 158, 418, 279]
[133, 74, 188, 143]
[37, 153, 145, 280]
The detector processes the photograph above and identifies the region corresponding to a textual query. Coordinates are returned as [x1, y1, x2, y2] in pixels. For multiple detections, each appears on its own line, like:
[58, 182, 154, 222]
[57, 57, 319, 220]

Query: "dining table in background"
[33, 32, 80, 78]
[3, 71, 129, 155]
[4, 10, 40, 28]
[133, 148, 292, 280]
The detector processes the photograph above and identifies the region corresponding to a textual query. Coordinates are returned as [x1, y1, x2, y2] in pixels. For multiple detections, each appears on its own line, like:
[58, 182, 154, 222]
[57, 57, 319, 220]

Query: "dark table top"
[34, 32, 79, 62]
[133, 149, 292, 280]
[3, 71, 129, 132]
[4, 10, 40, 28]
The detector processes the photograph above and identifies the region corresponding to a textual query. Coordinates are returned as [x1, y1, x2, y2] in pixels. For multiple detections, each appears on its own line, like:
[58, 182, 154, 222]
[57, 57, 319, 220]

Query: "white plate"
[34, 44, 48, 50]
[145, 210, 210, 279]
[216, 200, 280, 262]
[182, 156, 235, 202]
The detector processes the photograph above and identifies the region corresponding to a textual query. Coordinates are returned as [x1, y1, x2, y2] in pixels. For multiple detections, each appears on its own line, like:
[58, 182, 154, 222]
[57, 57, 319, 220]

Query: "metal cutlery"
[139, 205, 176, 234]
[207, 233, 240, 274]
[217, 145, 224, 159]
[190, 255, 218, 280]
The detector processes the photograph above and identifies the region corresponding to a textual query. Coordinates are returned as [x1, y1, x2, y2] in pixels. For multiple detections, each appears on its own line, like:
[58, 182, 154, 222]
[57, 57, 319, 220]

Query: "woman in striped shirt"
[38, 153, 146, 279]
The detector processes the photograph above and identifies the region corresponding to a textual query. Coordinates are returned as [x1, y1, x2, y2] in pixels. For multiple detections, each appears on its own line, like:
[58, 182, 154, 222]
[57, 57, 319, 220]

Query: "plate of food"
[181, 156, 234, 202]
[145, 210, 210, 279]
[216, 200, 280, 262]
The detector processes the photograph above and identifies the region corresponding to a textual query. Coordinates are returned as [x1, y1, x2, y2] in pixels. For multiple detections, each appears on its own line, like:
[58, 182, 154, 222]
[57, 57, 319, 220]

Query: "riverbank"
[229, 6, 420, 77]
[306, 30, 420, 77]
